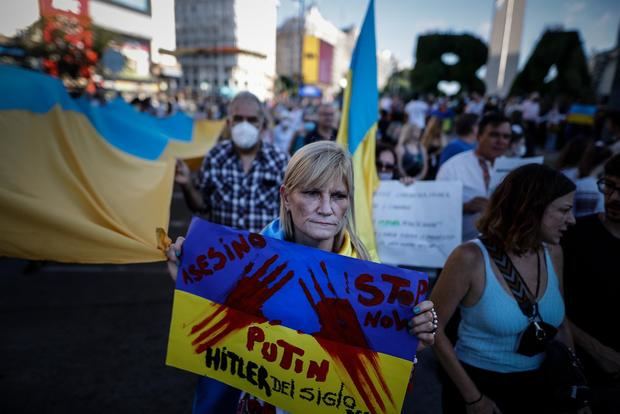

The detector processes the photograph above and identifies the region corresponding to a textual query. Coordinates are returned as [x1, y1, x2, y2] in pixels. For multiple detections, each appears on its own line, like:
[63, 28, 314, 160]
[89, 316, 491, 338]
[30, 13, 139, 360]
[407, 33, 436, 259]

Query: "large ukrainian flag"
[0, 65, 222, 263]
[337, 0, 379, 259]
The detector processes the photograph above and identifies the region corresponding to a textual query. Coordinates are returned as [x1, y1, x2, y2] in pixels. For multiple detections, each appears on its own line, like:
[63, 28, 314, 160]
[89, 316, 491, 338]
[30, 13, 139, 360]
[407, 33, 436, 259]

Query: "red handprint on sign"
[299, 264, 368, 348]
[299, 261, 395, 414]
[190, 254, 294, 354]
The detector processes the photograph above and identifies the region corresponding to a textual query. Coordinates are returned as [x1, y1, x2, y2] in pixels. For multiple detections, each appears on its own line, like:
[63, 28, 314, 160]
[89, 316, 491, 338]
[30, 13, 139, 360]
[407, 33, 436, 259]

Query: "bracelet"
[464, 392, 484, 406]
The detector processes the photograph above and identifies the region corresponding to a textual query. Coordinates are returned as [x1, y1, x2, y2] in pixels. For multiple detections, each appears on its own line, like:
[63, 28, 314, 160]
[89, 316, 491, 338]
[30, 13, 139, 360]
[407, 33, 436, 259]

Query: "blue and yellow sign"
[167, 218, 428, 413]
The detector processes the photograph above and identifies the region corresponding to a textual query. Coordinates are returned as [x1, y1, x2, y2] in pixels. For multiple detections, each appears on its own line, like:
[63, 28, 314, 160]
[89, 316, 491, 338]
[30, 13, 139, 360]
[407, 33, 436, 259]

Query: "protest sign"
[166, 218, 428, 414]
[489, 156, 544, 191]
[373, 181, 462, 268]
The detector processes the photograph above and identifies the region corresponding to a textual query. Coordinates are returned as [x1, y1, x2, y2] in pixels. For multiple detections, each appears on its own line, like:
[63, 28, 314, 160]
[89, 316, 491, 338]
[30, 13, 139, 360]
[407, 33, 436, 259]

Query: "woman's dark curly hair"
[477, 164, 576, 253]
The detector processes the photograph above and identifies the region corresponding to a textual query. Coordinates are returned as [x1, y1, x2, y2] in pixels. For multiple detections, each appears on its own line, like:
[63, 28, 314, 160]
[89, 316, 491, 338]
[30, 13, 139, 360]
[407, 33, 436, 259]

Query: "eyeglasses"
[231, 115, 260, 124]
[376, 162, 395, 171]
[597, 178, 620, 196]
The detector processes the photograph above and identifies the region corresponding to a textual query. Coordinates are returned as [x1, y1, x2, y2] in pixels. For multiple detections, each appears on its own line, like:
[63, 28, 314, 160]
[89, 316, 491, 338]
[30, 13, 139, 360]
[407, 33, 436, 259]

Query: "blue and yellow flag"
[0, 65, 222, 263]
[336, 0, 379, 259]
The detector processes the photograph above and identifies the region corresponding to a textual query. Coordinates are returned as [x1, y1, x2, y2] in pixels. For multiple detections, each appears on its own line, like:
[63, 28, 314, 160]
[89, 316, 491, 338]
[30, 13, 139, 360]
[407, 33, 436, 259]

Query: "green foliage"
[382, 69, 412, 99]
[275, 75, 297, 95]
[13, 18, 46, 58]
[510, 30, 593, 101]
[13, 17, 116, 81]
[410, 33, 487, 95]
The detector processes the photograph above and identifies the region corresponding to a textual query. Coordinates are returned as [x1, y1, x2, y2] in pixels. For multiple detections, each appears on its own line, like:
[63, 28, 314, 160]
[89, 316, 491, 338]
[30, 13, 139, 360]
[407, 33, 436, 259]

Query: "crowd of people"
[162, 88, 619, 413]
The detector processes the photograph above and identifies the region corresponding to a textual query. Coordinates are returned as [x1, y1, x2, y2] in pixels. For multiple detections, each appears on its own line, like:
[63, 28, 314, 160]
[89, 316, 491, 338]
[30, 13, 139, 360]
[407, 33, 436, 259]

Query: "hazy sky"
[277, 0, 620, 68]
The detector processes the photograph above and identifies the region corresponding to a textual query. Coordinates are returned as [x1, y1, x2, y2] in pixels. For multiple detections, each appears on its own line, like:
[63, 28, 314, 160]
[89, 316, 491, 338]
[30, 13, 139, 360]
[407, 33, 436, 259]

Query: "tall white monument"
[485, 0, 526, 97]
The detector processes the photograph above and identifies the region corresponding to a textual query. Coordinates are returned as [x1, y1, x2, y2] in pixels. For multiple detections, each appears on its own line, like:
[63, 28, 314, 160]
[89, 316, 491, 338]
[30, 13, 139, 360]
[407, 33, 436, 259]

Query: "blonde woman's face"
[283, 177, 349, 247]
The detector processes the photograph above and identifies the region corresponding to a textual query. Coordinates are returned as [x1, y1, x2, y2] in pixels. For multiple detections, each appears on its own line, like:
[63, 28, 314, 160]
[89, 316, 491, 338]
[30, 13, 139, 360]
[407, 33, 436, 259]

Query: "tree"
[383, 69, 412, 99]
[510, 30, 593, 101]
[274, 75, 297, 96]
[410, 33, 487, 95]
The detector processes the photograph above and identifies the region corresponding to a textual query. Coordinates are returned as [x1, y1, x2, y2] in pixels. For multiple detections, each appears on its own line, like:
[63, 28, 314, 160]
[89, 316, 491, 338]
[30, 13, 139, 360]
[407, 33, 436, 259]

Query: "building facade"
[276, 6, 356, 99]
[175, 0, 277, 101]
[0, 0, 180, 93]
[485, 0, 526, 97]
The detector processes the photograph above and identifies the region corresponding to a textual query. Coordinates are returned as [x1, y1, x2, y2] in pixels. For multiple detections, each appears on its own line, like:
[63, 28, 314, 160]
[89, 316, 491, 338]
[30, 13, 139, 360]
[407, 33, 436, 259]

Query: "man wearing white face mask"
[176, 91, 289, 233]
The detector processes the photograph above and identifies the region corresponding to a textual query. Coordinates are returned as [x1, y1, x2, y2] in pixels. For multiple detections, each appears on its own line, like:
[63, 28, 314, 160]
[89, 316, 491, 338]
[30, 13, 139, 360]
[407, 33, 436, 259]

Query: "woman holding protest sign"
[431, 164, 591, 413]
[166, 140, 436, 414]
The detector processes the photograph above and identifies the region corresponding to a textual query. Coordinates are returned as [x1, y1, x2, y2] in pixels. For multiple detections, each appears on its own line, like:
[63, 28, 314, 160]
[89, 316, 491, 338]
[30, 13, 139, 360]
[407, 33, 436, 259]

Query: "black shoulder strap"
[479, 237, 537, 318]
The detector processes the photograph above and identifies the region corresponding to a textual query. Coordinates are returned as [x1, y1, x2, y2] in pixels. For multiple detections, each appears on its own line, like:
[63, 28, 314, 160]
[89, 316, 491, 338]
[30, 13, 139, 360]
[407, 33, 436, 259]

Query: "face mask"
[379, 172, 394, 181]
[231, 121, 259, 149]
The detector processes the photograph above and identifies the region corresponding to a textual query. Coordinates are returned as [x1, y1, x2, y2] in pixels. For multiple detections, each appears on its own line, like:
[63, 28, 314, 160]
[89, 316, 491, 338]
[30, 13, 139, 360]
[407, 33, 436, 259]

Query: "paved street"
[0, 188, 443, 414]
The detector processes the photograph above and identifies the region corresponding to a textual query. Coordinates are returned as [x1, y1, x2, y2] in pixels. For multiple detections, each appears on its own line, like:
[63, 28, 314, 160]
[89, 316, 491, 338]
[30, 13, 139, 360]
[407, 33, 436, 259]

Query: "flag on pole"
[336, 0, 379, 260]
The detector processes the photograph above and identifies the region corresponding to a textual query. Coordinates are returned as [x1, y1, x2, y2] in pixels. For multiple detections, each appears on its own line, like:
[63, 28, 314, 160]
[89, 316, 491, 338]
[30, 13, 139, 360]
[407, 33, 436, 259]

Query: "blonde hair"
[421, 116, 445, 149]
[280, 141, 371, 260]
[398, 123, 421, 147]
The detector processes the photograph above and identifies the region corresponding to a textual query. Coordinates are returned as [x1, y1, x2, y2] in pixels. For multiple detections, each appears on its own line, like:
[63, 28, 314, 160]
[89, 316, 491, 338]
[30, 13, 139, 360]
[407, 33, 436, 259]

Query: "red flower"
[43, 59, 59, 77]
[79, 66, 92, 78]
[83, 32, 93, 48]
[85, 81, 96, 94]
[85, 49, 98, 63]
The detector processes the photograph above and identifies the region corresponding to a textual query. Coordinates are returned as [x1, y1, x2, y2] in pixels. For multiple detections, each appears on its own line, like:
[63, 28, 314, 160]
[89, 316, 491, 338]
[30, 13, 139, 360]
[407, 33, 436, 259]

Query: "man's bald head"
[228, 91, 263, 128]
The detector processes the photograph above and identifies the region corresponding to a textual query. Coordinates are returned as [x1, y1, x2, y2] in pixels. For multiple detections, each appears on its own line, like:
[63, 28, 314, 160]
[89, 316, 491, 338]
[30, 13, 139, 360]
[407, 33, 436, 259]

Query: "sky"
[276, 0, 620, 69]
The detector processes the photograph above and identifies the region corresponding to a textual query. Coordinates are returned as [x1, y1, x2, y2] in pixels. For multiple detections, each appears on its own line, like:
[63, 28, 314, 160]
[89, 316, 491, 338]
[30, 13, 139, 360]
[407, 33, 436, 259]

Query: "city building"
[0, 0, 180, 93]
[276, 6, 357, 99]
[174, 0, 277, 101]
[590, 23, 620, 107]
[485, 0, 526, 97]
[591, 48, 618, 99]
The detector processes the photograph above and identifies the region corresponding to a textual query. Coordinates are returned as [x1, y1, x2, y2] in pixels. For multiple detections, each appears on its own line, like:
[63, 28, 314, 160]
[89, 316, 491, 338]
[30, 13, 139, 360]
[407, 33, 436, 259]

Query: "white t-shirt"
[465, 100, 484, 116]
[521, 100, 540, 122]
[404, 99, 429, 129]
[380, 96, 393, 111]
[436, 150, 494, 242]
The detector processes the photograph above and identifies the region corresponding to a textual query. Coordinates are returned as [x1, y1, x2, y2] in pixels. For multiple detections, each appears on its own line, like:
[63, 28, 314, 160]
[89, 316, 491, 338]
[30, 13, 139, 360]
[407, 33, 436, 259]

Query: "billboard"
[302, 35, 334, 86]
[302, 35, 319, 85]
[102, 35, 151, 80]
[318, 40, 333, 85]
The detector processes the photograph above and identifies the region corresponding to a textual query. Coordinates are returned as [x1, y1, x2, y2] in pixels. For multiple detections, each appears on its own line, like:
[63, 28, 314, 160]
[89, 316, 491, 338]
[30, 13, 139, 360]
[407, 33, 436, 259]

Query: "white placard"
[373, 181, 463, 268]
[489, 156, 544, 191]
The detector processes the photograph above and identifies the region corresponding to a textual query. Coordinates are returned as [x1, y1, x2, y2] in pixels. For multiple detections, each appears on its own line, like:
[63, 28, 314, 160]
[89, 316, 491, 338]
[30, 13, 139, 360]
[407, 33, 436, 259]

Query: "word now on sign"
[166, 218, 428, 414]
